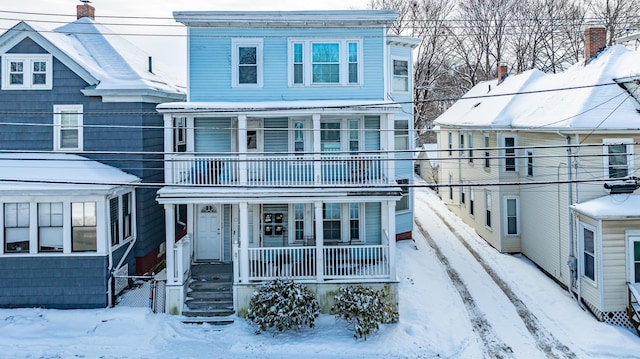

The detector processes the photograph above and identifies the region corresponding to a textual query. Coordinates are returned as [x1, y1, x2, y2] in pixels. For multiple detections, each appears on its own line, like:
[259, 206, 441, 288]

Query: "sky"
[0, 0, 374, 82]
[1, 185, 639, 358]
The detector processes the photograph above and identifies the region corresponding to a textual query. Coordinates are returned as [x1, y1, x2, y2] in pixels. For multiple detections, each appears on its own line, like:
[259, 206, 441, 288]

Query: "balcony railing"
[170, 154, 387, 187]
[246, 244, 390, 281]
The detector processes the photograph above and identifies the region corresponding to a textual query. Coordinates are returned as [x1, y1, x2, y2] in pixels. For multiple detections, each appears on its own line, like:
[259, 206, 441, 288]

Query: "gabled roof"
[0, 18, 185, 103]
[173, 10, 398, 28]
[0, 153, 139, 195]
[434, 45, 640, 132]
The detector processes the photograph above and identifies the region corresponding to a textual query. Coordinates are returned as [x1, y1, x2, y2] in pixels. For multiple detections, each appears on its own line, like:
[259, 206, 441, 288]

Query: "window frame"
[396, 179, 410, 212]
[468, 132, 474, 163]
[483, 134, 490, 169]
[448, 132, 453, 156]
[603, 138, 633, 179]
[391, 57, 410, 93]
[231, 38, 263, 88]
[4, 202, 30, 253]
[526, 149, 534, 177]
[53, 104, 83, 152]
[503, 135, 517, 173]
[579, 222, 597, 284]
[469, 188, 475, 216]
[288, 38, 362, 87]
[71, 202, 97, 252]
[504, 196, 519, 236]
[2, 54, 53, 90]
[394, 119, 409, 151]
[484, 190, 492, 229]
[38, 202, 63, 253]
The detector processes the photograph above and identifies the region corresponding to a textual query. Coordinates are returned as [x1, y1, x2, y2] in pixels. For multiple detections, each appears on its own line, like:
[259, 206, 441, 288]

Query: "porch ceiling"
[155, 186, 402, 204]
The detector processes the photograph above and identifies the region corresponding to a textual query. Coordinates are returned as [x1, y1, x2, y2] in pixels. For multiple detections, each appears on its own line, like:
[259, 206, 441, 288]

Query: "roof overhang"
[82, 88, 186, 103]
[571, 193, 640, 220]
[173, 10, 398, 28]
[386, 35, 421, 48]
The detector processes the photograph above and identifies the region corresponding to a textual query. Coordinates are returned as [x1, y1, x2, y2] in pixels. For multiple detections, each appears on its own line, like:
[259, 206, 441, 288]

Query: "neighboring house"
[156, 10, 418, 315]
[0, 3, 185, 308]
[434, 26, 640, 330]
[417, 144, 439, 188]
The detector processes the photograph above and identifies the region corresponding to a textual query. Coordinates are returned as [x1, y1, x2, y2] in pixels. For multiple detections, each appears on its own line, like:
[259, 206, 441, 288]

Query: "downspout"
[108, 240, 114, 307]
[558, 132, 577, 302]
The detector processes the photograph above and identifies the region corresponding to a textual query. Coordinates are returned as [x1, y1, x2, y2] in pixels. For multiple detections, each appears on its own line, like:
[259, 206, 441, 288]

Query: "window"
[53, 104, 83, 151]
[461, 182, 465, 205]
[232, 39, 263, 87]
[448, 132, 453, 156]
[349, 119, 360, 153]
[485, 190, 492, 228]
[122, 193, 132, 240]
[4, 203, 30, 253]
[38, 202, 63, 252]
[448, 173, 453, 201]
[323, 203, 341, 242]
[459, 133, 465, 158]
[174, 117, 187, 153]
[72, 202, 97, 252]
[526, 150, 534, 177]
[110, 198, 119, 246]
[321, 122, 341, 152]
[292, 120, 306, 153]
[395, 120, 409, 150]
[294, 203, 304, 242]
[469, 189, 475, 216]
[397, 179, 410, 211]
[392, 58, 409, 92]
[349, 203, 360, 242]
[505, 197, 519, 235]
[289, 39, 362, 86]
[504, 136, 516, 172]
[2, 54, 52, 90]
[581, 225, 596, 281]
[483, 134, 490, 168]
[468, 132, 474, 163]
[603, 139, 632, 179]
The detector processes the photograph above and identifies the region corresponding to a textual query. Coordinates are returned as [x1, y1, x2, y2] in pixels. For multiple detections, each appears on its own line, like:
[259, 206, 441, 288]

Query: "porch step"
[187, 290, 233, 300]
[189, 281, 232, 291]
[182, 308, 235, 318]
[186, 262, 234, 317]
[181, 317, 235, 325]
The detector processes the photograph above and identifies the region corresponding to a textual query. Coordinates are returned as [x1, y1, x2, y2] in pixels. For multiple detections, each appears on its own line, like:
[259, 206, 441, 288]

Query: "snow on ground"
[1, 185, 640, 358]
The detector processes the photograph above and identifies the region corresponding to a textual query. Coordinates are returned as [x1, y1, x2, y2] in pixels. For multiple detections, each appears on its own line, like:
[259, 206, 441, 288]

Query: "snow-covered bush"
[332, 285, 399, 340]
[247, 279, 320, 333]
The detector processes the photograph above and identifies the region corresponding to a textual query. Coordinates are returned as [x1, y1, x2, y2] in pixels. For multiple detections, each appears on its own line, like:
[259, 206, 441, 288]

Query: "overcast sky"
[0, 0, 374, 82]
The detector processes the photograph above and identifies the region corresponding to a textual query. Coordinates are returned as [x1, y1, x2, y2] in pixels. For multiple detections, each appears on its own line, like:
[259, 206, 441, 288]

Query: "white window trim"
[502, 134, 517, 173]
[2, 54, 53, 90]
[231, 38, 263, 88]
[289, 118, 310, 153]
[578, 221, 598, 286]
[626, 230, 640, 284]
[602, 138, 633, 179]
[396, 178, 410, 213]
[469, 188, 475, 217]
[484, 190, 492, 230]
[503, 196, 519, 236]
[483, 133, 491, 169]
[53, 104, 83, 152]
[390, 56, 410, 94]
[320, 117, 364, 152]
[287, 38, 363, 87]
[468, 132, 474, 164]
[526, 149, 534, 178]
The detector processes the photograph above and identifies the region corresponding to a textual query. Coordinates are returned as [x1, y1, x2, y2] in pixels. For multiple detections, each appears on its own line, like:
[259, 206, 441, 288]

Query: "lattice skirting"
[583, 300, 634, 329]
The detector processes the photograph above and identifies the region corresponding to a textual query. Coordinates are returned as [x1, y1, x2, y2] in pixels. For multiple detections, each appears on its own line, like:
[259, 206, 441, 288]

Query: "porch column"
[314, 201, 324, 281]
[312, 114, 321, 184]
[163, 114, 174, 184]
[238, 114, 248, 185]
[386, 200, 397, 280]
[164, 204, 176, 283]
[239, 202, 249, 283]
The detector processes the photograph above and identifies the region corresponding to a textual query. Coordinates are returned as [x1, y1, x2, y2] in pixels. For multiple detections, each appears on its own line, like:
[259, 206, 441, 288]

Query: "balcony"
[169, 154, 388, 187]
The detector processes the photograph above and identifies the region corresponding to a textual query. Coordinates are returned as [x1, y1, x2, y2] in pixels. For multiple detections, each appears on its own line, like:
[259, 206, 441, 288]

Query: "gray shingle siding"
[0, 256, 109, 309]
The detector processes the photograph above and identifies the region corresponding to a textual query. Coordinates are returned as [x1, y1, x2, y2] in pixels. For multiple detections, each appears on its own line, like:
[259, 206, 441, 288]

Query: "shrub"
[247, 279, 320, 333]
[332, 285, 399, 340]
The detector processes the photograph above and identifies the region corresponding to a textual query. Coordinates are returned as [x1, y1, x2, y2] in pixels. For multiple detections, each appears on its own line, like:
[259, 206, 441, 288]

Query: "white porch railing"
[170, 154, 386, 186]
[246, 245, 390, 281]
[172, 234, 191, 284]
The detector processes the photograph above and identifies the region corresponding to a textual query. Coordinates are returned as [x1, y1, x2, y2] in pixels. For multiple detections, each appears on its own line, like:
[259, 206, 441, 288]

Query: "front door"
[629, 233, 640, 287]
[196, 204, 221, 261]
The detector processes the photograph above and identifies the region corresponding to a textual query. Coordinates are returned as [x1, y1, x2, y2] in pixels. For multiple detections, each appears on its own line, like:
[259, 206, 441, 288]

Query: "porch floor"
[184, 262, 234, 320]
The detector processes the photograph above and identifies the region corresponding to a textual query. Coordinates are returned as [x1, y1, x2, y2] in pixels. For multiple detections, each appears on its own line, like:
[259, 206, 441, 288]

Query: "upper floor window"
[526, 149, 534, 177]
[53, 105, 83, 151]
[603, 138, 633, 179]
[503, 135, 516, 172]
[174, 117, 187, 153]
[468, 132, 474, 163]
[320, 118, 362, 153]
[2, 54, 52, 90]
[394, 119, 409, 150]
[392, 58, 409, 92]
[484, 190, 492, 228]
[448, 132, 453, 156]
[483, 134, 490, 168]
[397, 179, 410, 212]
[232, 39, 263, 87]
[289, 39, 362, 86]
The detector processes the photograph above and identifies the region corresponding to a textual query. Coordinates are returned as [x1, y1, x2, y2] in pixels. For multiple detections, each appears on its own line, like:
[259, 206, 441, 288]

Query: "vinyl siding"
[194, 117, 232, 152]
[365, 202, 381, 244]
[601, 219, 640, 312]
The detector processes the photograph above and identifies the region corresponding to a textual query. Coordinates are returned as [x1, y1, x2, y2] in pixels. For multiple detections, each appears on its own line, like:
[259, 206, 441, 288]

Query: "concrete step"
[181, 317, 235, 325]
[182, 307, 235, 318]
[186, 297, 234, 310]
[189, 281, 232, 291]
[187, 290, 233, 300]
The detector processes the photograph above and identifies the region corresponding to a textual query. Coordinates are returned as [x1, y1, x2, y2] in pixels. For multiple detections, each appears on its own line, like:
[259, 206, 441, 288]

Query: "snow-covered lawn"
[0, 186, 639, 358]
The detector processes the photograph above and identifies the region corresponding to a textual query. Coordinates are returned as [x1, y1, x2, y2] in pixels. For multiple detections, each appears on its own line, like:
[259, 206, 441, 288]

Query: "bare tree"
[589, 0, 640, 45]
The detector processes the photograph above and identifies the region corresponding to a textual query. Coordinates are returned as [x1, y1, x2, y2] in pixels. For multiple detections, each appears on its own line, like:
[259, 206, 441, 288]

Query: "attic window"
[2, 54, 52, 90]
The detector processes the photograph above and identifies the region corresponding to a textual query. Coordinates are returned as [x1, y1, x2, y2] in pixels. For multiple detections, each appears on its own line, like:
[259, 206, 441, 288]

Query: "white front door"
[196, 204, 221, 261]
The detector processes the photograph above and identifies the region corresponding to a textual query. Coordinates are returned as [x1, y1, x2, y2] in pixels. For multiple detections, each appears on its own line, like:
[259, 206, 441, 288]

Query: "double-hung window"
[603, 138, 633, 179]
[448, 132, 453, 156]
[503, 136, 516, 172]
[174, 117, 187, 153]
[469, 189, 475, 216]
[4, 203, 30, 253]
[468, 132, 474, 163]
[397, 179, 410, 211]
[526, 150, 534, 177]
[483, 134, 490, 168]
[323, 203, 341, 242]
[289, 39, 362, 86]
[581, 224, 596, 282]
[2, 54, 52, 90]
[53, 104, 83, 151]
[72, 202, 97, 252]
[122, 193, 132, 239]
[392, 58, 409, 92]
[395, 120, 409, 151]
[504, 196, 519, 235]
[484, 190, 492, 228]
[232, 39, 263, 87]
[110, 198, 120, 246]
[38, 202, 63, 252]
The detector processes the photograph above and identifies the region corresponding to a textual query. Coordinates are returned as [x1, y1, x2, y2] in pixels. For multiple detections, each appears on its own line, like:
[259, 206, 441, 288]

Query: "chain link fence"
[113, 275, 166, 313]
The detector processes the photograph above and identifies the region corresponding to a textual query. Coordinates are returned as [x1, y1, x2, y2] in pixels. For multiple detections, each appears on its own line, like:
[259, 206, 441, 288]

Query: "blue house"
[156, 10, 418, 315]
[0, 3, 185, 308]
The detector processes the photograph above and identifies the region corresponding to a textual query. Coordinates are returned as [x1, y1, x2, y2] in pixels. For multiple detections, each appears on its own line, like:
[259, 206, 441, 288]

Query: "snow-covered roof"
[571, 193, 640, 219]
[157, 100, 402, 115]
[418, 144, 439, 168]
[173, 10, 398, 28]
[0, 19, 185, 102]
[0, 153, 139, 195]
[435, 46, 640, 131]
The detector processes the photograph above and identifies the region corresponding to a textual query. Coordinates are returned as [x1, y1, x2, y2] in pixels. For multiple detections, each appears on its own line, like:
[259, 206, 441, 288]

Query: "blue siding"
[365, 202, 381, 244]
[189, 27, 385, 102]
[264, 118, 288, 152]
[194, 117, 232, 153]
[364, 116, 380, 151]
[0, 256, 108, 309]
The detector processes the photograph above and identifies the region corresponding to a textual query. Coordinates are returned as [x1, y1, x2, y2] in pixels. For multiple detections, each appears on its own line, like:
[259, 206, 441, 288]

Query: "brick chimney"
[77, 0, 95, 20]
[584, 26, 606, 65]
[497, 63, 508, 84]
